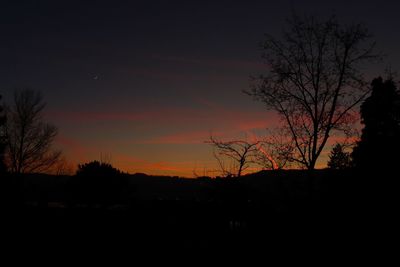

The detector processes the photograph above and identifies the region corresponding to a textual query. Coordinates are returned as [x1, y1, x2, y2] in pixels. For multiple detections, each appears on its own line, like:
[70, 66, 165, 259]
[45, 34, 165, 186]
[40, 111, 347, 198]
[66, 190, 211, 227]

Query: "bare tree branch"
[246, 14, 379, 170]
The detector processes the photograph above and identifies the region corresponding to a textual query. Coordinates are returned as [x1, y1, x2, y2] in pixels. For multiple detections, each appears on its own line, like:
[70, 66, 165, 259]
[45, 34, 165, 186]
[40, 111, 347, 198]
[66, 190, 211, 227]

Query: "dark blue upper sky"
[2, 0, 399, 104]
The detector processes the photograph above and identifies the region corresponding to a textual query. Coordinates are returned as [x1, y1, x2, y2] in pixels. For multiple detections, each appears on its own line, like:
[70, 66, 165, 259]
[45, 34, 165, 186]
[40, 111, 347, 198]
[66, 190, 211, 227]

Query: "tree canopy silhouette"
[76, 160, 122, 177]
[352, 77, 400, 170]
[4, 90, 61, 174]
[247, 14, 378, 170]
[72, 160, 127, 205]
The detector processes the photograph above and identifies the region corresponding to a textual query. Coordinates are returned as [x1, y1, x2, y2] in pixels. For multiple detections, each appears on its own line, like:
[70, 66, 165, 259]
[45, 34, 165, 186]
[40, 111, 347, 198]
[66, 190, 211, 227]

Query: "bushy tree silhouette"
[352, 77, 400, 170]
[0, 95, 6, 174]
[71, 161, 127, 205]
[327, 144, 351, 170]
[76, 160, 122, 177]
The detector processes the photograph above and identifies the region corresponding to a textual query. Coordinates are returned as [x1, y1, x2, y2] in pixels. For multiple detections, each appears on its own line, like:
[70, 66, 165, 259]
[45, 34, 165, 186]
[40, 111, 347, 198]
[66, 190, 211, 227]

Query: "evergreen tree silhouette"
[327, 144, 351, 170]
[352, 77, 400, 170]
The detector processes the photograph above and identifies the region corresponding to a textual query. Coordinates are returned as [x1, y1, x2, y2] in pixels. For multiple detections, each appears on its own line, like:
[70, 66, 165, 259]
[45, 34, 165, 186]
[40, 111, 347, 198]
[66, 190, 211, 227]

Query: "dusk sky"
[1, 0, 400, 176]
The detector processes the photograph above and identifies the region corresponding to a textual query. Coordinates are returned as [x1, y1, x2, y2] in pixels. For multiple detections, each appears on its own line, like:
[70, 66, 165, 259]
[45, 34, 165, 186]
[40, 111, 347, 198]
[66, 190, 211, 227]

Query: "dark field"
[1, 170, 397, 261]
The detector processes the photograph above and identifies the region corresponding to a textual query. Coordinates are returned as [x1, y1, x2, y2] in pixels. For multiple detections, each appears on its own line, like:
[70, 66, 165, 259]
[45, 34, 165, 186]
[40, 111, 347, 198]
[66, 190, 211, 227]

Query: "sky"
[1, 0, 400, 177]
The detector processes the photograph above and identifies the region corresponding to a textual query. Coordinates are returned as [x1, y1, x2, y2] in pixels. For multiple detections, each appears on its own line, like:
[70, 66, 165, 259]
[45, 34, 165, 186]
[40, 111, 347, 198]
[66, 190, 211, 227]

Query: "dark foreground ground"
[0, 170, 398, 262]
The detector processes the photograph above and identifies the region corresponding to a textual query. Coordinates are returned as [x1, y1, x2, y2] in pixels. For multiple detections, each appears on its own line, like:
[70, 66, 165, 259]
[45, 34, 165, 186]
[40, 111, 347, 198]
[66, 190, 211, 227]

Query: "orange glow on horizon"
[52, 104, 358, 177]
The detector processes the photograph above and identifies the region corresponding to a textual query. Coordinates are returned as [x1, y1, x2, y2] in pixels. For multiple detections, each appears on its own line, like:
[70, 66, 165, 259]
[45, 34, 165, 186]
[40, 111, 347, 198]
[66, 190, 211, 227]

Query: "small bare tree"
[5, 90, 61, 174]
[247, 14, 379, 170]
[208, 136, 260, 177]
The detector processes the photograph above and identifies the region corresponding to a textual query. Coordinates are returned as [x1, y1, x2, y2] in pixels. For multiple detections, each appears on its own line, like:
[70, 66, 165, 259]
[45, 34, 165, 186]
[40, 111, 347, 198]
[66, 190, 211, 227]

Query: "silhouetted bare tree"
[4, 90, 61, 174]
[208, 136, 260, 177]
[247, 14, 379, 170]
